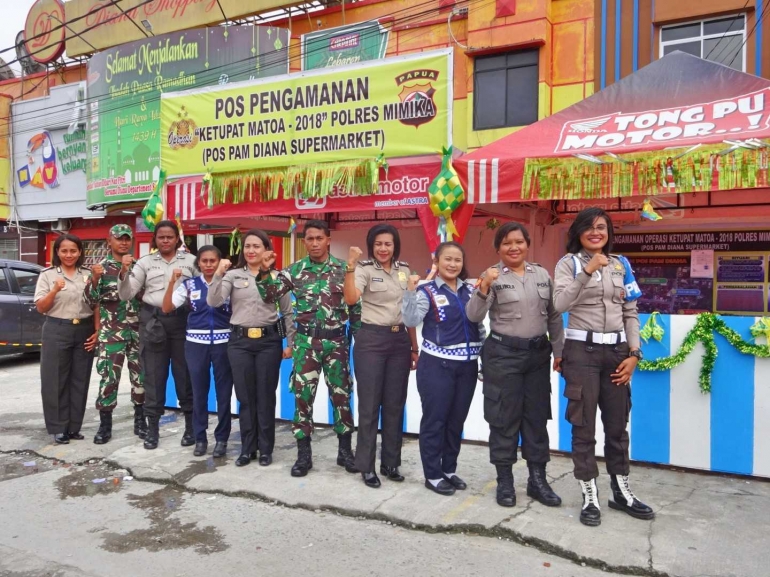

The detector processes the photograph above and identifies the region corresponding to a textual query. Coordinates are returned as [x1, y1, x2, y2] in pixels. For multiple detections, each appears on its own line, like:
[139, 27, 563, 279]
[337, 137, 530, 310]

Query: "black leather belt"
[360, 322, 406, 334]
[489, 331, 549, 350]
[142, 304, 186, 317]
[231, 323, 281, 339]
[296, 324, 346, 339]
[46, 316, 94, 326]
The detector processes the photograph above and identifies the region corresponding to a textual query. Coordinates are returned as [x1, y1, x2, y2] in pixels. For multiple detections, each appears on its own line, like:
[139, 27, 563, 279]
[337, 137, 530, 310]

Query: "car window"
[0, 268, 9, 293]
[12, 268, 40, 296]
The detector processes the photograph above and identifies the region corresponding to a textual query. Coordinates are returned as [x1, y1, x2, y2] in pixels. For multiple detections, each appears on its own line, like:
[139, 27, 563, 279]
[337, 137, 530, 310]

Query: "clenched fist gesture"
[52, 278, 66, 292]
[170, 268, 183, 284]
[121, 254, 134, 273]
[407, 274, 421, 291]
[348, 246, 363, 268]
[480, 267, 500, 291]
[91, 264, 104, 283]
[261, 251, 276, 272]
[584, 253, 609, 275]
[216, 259, 232, 277]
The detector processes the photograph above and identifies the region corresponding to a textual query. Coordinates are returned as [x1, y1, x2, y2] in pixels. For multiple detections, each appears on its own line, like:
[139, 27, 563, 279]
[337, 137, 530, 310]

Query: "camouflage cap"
[110, 224, 133, 239]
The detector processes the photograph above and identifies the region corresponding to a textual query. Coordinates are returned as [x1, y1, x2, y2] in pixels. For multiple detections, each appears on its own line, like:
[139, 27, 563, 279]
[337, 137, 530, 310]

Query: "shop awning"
[455, 52, 770, 203]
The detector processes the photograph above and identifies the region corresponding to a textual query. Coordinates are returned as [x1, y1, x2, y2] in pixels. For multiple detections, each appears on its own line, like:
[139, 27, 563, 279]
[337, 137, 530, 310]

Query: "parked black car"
[0, 259, 44, 353]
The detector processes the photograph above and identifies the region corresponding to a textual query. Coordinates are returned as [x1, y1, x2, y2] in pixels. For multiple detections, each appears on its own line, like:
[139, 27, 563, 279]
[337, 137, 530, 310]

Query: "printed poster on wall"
[628, 255, 713, 314]
[86, 25, 289, 208]
[160, 49, 453, 177]
[690, 249, 714, 278]
[302, 21, 389, 70]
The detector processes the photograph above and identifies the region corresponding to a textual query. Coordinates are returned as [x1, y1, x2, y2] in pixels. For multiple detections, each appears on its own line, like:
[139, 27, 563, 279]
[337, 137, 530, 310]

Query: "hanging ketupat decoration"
[428, 146, 465, 241]
[141, 169, 166, 232]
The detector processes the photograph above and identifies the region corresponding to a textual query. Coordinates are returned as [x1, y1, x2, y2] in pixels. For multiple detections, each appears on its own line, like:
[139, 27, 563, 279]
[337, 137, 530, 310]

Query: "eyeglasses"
[585, 225, 608, 233]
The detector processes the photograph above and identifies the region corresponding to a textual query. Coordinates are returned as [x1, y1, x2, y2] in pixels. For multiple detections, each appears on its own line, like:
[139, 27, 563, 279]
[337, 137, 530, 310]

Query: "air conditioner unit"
[51, 219, 71, 232]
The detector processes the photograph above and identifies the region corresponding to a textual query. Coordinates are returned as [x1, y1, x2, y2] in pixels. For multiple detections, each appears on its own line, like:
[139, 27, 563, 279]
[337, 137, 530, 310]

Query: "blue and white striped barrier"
[166, 313, 770, 478]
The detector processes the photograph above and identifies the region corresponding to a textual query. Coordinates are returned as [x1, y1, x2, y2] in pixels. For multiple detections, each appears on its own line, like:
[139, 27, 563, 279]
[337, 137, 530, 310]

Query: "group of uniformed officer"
[35, 210, 651, 526]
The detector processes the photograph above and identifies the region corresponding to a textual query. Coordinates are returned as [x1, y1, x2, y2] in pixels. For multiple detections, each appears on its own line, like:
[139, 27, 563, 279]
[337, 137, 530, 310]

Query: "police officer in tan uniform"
[118, 220, 196, 450]
[553, 207, 653, 527]
[467, 222, 564, 509]
[207, 229, 296, 467]
[34, 234, 97, 444]
[343, 224, 419, 488]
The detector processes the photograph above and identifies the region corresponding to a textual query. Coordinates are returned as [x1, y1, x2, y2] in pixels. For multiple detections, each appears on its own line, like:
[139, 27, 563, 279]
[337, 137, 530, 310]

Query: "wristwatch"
[629, 349, 643, 360]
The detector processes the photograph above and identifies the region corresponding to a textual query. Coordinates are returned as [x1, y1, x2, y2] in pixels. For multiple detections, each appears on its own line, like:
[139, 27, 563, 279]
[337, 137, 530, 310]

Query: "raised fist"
[407, 274, 421, 291]
[584, 253, 609, 275]
[348, 246, 363, 267]
[171, 268, 183, 283]
[53, 278, 66, 292]
[91, 264, 104, 282]
[121, 254, 134, 272]
[480, 267, 500, 290]
[261, 250, 276, 271]
[216, 259, 232, 276]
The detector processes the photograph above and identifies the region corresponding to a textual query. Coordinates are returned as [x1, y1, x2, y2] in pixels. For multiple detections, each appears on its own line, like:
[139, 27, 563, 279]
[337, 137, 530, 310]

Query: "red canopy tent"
[454, 52, 770, 204]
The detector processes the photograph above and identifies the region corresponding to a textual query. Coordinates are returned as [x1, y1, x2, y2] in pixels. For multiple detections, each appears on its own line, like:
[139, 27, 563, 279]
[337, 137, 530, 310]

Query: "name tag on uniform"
[372, 277, 384, 282]
[190, 290, 202, 301]
[434, 295, 449, 307]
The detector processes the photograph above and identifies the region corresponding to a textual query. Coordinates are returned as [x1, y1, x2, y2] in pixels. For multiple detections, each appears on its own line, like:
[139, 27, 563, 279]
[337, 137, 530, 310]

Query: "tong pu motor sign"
[556, 89, 770, 153]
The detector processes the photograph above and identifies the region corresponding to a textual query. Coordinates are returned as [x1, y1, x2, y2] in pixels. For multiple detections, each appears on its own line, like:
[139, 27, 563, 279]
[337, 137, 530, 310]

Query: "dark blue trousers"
[185, 341, 233, 443]
[416, 352, 478, 480]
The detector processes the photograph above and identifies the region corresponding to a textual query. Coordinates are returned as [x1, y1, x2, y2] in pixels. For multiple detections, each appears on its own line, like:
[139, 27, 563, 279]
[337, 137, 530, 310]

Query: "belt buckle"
[600, 333, 613, 345]
[390, 325, 400, 333]
[72, 318, 80, 325]
[247, 327, 262, 339]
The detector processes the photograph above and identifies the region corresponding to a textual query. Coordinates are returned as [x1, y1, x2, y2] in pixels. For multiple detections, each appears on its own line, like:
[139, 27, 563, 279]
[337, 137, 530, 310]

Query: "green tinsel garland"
[639, 313, 770, 394]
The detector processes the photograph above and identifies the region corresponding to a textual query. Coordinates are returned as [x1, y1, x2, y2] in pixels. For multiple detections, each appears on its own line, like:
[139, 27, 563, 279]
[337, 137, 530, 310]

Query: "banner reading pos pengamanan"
[160, 49, 452, 177]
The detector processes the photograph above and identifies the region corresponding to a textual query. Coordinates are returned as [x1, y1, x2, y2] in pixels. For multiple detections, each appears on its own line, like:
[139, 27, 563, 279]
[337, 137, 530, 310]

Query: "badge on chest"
[190, 290, 202, 301]
[433, 295, 450, 307]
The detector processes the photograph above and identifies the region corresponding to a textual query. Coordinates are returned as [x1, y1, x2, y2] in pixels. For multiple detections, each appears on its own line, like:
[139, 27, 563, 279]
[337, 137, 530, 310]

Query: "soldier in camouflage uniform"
[257, 219, 361, 477]
[85, 224, 146, 444]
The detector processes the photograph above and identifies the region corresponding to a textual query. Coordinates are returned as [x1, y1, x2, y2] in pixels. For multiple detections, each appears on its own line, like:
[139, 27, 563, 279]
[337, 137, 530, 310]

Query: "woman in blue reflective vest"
[163, 245, 233, 458]
[402, 241, 485, 496]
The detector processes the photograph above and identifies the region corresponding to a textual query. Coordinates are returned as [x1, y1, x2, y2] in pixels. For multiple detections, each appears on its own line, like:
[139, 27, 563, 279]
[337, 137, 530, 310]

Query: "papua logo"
[568, 117, 610, 133]
[167, 106, 199, 150]
[390, 68, 439, 128]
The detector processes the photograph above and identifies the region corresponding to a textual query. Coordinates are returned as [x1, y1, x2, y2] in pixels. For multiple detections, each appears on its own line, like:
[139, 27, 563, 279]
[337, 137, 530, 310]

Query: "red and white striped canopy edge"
[465, 158, 500, 205]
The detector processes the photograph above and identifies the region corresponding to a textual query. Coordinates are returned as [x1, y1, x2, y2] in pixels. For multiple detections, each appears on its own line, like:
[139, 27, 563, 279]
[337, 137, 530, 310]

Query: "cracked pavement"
[1, 355, 768, 577]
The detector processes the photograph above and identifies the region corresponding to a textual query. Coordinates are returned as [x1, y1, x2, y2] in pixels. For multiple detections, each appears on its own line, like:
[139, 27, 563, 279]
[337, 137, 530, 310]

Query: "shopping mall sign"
[24, 0, 66, 63]
[302, 21, 389, 70]
[160, 49, 452, 177]
[556, 88, 770, 153]
[64, 0, 287, 57]
[86, 25, 289, 208]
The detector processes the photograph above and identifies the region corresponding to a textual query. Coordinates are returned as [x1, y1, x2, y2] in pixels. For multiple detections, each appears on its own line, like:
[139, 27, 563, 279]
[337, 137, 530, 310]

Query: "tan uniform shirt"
[466, 261, 565, 357]
[207, 267, 296, 347]
[34, 266, 94, 319]
[354, 260, 410, 326]
[553, 251, 640, 349]
[118, 250, 196, 307]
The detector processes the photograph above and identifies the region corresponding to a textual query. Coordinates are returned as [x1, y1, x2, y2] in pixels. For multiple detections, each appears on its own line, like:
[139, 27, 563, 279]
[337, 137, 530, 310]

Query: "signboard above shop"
[160, 49, 453, 179]
[302, 21, 390, 71]
[63, 0, 288, 57]
[86, 25, 289, 208]
[24, 0, 66, 64]
[614, 230, 770, 253]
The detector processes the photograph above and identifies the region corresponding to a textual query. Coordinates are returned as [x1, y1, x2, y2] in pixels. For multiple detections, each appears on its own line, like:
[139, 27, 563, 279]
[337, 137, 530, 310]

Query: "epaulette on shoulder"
[41, 266, 54, 272]
[528, 262, 543, 268]
[81, 265, 91, 271]
[358, 259, 374, 266]
[397, 260, 409, 267]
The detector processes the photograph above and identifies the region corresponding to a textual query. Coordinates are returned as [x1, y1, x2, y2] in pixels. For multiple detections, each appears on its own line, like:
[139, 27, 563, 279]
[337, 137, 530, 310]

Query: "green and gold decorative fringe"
[203, 157, 386, 206]
[640, 311, 665, 343]
[522, 144, 770, 200]
[638, 312, 770, 394]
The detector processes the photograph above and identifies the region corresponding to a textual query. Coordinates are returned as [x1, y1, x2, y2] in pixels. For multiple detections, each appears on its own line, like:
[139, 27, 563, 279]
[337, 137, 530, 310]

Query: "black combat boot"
[495, 464, 516, 507]
[336, 433, 357, 473]
[134, 405, 147, 438]
[180, 412, 195, 447]
[144, 416, 160, 450]
[526, 463, 562, 507]
[609, 475, 655, 520]
[93, 411, 113, 445]
[291, 437, 313, 477]
[579, 479, 601, 526]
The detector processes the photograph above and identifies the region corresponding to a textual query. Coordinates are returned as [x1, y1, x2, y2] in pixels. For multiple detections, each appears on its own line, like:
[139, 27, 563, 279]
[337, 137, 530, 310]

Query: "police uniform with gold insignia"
[352, 259, 413, 477]
[466, 261, 565, 507]
[208, 267, 295, 464]
[34, 266, 96, 440]
[118, 249, 196, 448]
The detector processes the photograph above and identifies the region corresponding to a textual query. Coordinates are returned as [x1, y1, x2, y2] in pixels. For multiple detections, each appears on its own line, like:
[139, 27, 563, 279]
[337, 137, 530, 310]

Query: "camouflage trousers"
[291, 338, 354, 439]
[95, 339, 145, 411]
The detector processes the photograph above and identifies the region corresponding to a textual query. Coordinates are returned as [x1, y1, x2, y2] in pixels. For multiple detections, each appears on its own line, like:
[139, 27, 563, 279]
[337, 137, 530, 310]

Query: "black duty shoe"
[259, 454, 272, 466]
[425, 479, 456, 496]
[134, 405, 148, 439]
[362, 472, 381, 488]
[526, 463, 562, 507]
[579, 479, 602, 527]
[68, 431, 85, 441]
[93, 411, 113, 445]
[380, 466, 405, 482]
[443, 474, 467, 490]
[212, 442, 227, 458]
[193, 441, 208, 457]
[291, 437, 313, 477]
[144, 416, 160, 450]
[495, 465, 515, 507]
[235, 454, 251, 467]
[53, 433, 69, 445]
[180, 412, 195, 447]
[336, 433, 357, 473]
[609, 475, 655, 520]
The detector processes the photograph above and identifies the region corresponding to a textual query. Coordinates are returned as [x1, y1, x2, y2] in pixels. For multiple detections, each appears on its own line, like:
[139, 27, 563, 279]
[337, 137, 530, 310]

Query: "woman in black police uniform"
[343, 224, 418, 488]
[34, 234, 98, 444]
[553, 207, 654, 527]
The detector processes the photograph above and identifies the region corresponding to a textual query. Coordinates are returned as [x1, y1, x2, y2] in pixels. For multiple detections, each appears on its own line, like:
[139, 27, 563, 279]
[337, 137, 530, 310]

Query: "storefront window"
[473, 49, 539, 130]
[0, 238, 19, 260]
[660, 15, 745, 71]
